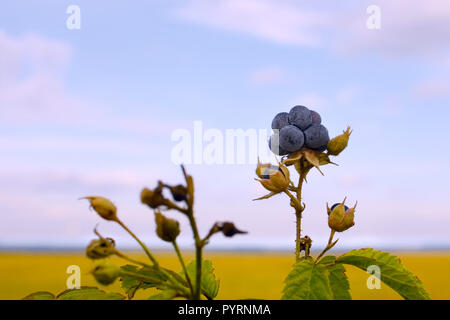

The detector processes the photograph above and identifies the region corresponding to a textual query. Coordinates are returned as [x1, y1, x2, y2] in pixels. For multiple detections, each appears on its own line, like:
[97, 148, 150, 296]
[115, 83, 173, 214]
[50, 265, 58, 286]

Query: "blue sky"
[1, 0, 449, 251]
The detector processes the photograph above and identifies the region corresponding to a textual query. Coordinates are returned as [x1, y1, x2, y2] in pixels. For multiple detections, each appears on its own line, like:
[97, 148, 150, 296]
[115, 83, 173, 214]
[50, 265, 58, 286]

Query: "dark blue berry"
[268, 134, 289, 155]
[261, 165, 283, 179]
[331, 203, 349, 211]
[279, 125, 305, 152]
[288, 105, 312, 130]
[271, 112, 290, 130]
[310, 110, 321, 124]
[304, 124, 330, 149]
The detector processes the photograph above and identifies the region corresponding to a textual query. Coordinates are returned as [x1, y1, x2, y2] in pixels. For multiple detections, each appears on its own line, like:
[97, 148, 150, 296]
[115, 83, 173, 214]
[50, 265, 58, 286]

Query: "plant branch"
[283, 190, 302, 211]
[115, 218, 159, 267]
[120, 270, 190, 297]
[186, 210, 203, 300]
[116, 218, 187, 291]
[294, 162, 306, 261]
[113, 250, 153, 269]
[181, 165, 203, 300]
[173, 240, 194, 297]
[116, 219, 159, 268]
[315, 229, 338, 263]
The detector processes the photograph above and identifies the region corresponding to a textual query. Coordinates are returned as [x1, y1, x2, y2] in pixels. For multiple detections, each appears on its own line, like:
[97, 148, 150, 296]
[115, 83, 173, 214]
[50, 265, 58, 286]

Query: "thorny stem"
[294, 164, 306, 261]
[173, 240, 194, 297]
[181, 165, 203, 300]
[315, 229, 337, 263]
[187, 210, 203, 300]
[283, 190, 301, 209]
[295, 212, 302, 260]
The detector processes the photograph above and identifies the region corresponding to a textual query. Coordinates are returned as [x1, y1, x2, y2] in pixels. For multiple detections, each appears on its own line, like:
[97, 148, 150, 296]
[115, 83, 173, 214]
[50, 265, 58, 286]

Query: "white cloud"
[0, 167, 160, 192]
[412, 78, 450, 98]
[0, 29, 183, 134]
[0, 30, 70, 81]
[175, 0, 450, 61]
[291, 93, 328, 110]
[249, 66, 285, 85]
[335, 0, 450, 58]
[175, 0, 327, 46]
[0, 29, 97, 124]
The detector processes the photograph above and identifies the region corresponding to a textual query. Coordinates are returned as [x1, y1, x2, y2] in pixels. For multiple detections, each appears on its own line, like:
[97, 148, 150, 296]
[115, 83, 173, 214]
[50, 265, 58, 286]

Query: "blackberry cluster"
[269, 105, 329, 155]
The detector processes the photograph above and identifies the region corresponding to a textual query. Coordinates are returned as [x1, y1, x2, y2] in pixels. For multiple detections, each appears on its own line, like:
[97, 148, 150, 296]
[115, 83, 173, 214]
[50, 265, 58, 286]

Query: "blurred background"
[0, 0, 449, 299]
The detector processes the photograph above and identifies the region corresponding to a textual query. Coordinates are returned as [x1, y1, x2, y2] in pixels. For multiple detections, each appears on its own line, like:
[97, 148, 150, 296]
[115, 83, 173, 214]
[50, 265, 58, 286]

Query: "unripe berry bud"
[255, 160, 290, 193]
[154, 212, 180, 242]
[141, 187, 165, 209]
[81, 196, 117, 221]
[92, 261, 121, 286]
[327, 126, 352, 156]
[86, 238, 116, 260]
[327, 198, 357, 232]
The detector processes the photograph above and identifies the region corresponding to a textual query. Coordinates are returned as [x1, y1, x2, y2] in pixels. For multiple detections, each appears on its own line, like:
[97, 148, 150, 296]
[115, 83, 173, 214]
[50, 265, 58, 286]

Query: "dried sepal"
[317, 153, 338, 166]
[181, 165, 194, 207]
[141, 184, 166, 209]
[282, 151, 303, 166]
[303, 149, 324, 176]
[253, 191, 278, 201]
[327, 126, 352, 156]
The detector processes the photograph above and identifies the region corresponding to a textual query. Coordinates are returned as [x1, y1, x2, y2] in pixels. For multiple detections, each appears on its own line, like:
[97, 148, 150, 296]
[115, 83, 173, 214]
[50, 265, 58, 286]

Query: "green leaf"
[22, 291, 55, 300]
[182, 260, 220, 299]
[148, 289, 177, 300]
[119, 265, 167, 299]
[282, 257, 332, 300]
[318, 256, 351, 300]
[56, 287, 125, 300]
[336, 248, 430, 300]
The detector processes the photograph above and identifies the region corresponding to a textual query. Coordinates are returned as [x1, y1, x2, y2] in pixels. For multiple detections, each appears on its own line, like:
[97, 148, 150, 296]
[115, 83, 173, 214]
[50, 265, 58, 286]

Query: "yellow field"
[1, 251, 449, 300]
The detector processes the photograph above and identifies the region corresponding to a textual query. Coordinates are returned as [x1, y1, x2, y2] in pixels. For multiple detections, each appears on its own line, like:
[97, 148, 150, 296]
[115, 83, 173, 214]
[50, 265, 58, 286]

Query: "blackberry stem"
[295, 162, 306, 261]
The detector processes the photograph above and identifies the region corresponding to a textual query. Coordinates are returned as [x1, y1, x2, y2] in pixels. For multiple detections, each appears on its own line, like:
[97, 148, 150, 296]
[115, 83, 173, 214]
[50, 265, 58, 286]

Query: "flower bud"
[327, 126, 352, 156]
[327, 198, 357, 232]
[255, 161, 290, 193]
[92, 261, 121, 286]
[86, 238, 116, 260]
[168, 184, 188, 202]
[154, 211, 180, 242]
[81, 196, 117, 221]
[141, 187, 165, 209]
[219, 222, 247, 237]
